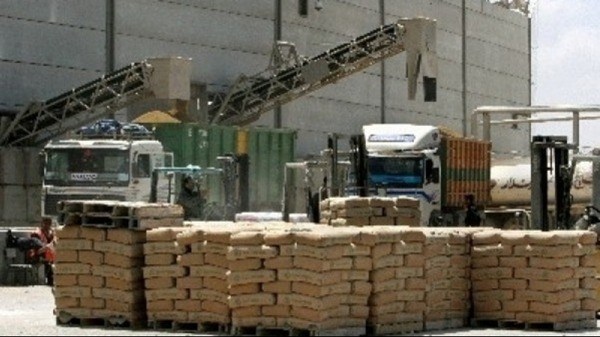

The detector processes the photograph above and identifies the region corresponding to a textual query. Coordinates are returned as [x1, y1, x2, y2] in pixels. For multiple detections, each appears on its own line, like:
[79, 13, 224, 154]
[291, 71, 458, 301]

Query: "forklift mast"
[148, 154, 248, 221]
[530, 135, 576, 231]
[349, 134, 369, 197]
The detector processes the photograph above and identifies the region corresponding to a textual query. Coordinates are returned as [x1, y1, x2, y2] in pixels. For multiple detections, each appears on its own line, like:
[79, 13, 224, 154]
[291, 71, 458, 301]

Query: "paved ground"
[1, 285, 599, 336]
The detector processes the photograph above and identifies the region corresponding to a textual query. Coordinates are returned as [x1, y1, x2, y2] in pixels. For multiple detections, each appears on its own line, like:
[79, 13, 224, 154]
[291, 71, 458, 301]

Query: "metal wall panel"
[0, 0, 105, 108]
[204, 126, 237, 202]
[26, 186, 41, 223]
[0, 185, 39, 226]
[464, 2, 530, 156]
[0, 148, 42, 226]
[0, 63, 101, 108]
[117, 1, 272, 55]
[0, 147, 40, 185]
[114, 36, 267, 86]
[0, 0, 531, 223]
[0, 148, 24, 185]
[114, 0, 273, 86]
[0, 18, 105, 70]
[1, 0, 105, 28]
[1, 0, 530, 158]
[247, 127, 296, 211]
[0, 185, 27, 221]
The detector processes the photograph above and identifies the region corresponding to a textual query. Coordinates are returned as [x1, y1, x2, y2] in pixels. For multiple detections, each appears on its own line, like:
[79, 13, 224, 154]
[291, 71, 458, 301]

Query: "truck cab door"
[133, 153, 151, 178]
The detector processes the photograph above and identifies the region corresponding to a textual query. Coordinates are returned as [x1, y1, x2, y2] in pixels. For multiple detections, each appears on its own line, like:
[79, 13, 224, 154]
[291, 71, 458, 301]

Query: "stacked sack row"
[51, 199, 600, 333]
[357, 226, 480, 335]
[53, 201, 186, 327]
[421, 228, 474, 331]
[54, 226, 148, 327]
[143, 227, 189, 324]
[140, 223, 502, 334]
[320, 197, 421, 227]
[169, 222, 370, 333]
[471, 230, 598, 330]
[360, 226, 428, 334]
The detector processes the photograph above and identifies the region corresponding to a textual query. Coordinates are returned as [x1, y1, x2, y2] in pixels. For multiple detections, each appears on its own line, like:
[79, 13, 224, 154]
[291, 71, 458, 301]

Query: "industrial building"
[0, 0, 531, 226]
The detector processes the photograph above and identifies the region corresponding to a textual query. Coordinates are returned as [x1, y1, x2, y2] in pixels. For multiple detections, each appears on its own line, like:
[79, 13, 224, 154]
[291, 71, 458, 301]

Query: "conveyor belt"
[0, 61, 153, 146]
[209, 18, 437, 126]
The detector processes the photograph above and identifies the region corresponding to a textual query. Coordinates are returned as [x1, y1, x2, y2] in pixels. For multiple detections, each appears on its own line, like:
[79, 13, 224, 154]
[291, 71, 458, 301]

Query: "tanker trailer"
[485, 157, 593, 229]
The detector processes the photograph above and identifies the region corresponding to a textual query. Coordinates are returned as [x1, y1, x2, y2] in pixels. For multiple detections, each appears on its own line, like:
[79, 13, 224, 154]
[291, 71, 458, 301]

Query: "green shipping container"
[146, 123, 296, 212]
[246, 127, 297, 211]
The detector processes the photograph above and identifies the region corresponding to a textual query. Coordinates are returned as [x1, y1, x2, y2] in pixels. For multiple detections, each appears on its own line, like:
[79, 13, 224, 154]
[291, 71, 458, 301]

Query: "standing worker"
[176, 175, 206, 220]
[28, 217, 56, 286]
[464, 194, 482, 227]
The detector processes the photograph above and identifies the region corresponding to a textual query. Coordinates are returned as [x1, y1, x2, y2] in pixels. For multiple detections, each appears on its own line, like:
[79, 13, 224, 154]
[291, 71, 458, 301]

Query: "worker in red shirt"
[29, 217, 56, 286]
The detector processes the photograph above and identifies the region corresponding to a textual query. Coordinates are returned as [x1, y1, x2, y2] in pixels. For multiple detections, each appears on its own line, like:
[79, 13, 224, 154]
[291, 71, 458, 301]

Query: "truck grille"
[44, 194, 126, 216]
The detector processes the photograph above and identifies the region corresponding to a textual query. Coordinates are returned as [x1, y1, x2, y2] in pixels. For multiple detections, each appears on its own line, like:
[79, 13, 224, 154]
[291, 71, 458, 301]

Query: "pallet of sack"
[470, 230, 598, 331]
[53, 226, 148, 328]
[139, 223, 600, 335]
[140, 222, 370, 335]
[56, 200, 184, 229]
[320, 196, 421, 227]
[53, 200, 186, 328]
[144, 223, 480, 336]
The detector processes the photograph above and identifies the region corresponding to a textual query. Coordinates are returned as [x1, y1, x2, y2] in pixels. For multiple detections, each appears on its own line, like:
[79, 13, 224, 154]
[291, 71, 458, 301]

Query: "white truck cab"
[41, 137, 173, 217]
[360, 124, 442, 225]
[349, 123, 490, 226]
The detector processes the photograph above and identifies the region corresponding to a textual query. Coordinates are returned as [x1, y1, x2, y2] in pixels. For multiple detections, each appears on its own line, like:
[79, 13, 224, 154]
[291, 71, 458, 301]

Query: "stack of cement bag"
[54, 226, 148, 327]
[172, 222, 301, 330]
[361, 226, 427, 335]
[320, 196, 420, 227]
[471, 230, 598, 330]
[164, 223, 369, 333]
[278, 226, 370, 332]
[53, 201, 185, 327]
[422, 228, 472, 330]
[143, 227, 188, 324]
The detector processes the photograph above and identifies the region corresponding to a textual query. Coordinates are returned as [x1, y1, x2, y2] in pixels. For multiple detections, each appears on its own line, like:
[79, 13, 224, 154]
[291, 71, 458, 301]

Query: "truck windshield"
[44, 148, 129, 186]
[368, 157, 424, 188]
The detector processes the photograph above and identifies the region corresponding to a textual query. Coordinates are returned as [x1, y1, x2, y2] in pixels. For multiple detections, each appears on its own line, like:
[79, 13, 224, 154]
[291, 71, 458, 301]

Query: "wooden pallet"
[470, 318, 525, 329]
[230, 325, 366, 336]
[424, 318, 468, 331]
[56, 315, 106, 328]
[470, 318, 597, 331]
[148, 320, 230, 334]
[175, 321, 230, 333]
[55, 310, 145, 329]
[367, 321, 423, 335]
[105, 314, 146, 329]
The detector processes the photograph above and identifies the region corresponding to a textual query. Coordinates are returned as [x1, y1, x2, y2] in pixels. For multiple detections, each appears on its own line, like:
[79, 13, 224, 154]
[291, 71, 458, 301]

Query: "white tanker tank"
[488, 157, 593, 208]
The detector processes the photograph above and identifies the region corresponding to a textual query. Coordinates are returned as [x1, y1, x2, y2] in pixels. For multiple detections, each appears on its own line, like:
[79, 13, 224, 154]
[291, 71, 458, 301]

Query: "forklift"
[573, 148, 600, 233]
[148, 154, 249, 221]
[530, 135, 576, 231]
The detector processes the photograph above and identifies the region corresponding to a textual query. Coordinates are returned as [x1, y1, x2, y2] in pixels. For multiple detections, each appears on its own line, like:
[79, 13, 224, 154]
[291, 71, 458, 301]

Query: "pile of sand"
[133, 110, 181, 124]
